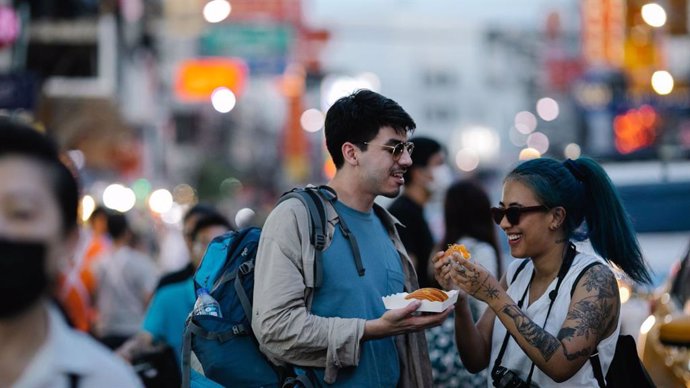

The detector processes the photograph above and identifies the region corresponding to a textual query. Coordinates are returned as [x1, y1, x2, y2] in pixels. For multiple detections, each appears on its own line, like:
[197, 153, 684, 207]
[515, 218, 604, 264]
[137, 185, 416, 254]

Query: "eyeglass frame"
[362, 141, 414, 160]
[490, 205, 549, 225]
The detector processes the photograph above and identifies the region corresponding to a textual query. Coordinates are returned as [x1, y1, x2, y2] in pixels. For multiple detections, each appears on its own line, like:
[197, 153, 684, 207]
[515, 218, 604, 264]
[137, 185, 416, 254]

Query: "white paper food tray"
[382, 290, 458, 313]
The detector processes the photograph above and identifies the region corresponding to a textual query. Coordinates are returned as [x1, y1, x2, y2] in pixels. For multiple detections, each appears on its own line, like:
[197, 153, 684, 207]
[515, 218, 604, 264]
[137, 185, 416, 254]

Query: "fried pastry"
[404, 287, 448, 302]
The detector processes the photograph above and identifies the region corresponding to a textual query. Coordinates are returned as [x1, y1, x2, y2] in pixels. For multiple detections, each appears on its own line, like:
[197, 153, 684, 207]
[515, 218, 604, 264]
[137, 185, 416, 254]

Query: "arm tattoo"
[502, 304, 561, 361]
[556, 265, 619, 361]
[469, 274, 500, 300]
[484, 283, 500, 299]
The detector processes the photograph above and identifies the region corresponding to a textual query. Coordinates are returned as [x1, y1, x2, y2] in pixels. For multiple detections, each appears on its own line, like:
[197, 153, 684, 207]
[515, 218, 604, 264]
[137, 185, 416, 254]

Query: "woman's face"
[0, 156, 70, 280]
[498, 179, 554, 260]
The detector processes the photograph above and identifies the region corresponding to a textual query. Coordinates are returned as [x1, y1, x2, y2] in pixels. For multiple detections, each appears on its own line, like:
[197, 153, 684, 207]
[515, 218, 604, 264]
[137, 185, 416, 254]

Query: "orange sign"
[174, 58, 248, 102]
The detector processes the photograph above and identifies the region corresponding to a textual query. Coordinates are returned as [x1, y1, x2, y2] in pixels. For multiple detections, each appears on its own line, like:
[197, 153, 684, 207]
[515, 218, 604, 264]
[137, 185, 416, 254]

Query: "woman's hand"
[431, 250, 456, 290]
[447, 253, 502, 304]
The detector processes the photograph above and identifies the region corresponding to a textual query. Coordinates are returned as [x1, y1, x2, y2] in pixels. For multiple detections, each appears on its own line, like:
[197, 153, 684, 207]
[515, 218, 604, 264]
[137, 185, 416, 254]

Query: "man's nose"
[398, 148, 413, 166]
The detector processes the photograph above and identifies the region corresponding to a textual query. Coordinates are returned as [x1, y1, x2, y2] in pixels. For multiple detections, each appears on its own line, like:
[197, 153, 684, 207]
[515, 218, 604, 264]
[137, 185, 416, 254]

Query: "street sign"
[199, 23, 294, 75]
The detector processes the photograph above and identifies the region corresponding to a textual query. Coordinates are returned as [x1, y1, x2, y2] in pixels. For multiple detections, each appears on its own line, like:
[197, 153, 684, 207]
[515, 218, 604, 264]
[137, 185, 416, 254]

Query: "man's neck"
[329, 174, 375, 213]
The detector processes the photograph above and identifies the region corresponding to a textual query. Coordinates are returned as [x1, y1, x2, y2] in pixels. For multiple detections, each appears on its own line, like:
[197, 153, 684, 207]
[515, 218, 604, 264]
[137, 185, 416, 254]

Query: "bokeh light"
[173, 184, 196, 205]
[81, 195, 95, 223]
[514, 111, 537, 134]
[211, 87, 237, 113]
[460, 126, 500, 160]
[518, 147, 541, 160]
[149, 188, 173, 214]
[651, 70, 674, 95]
[300, 109, 325, 132]
[564, 143, 582, 159]
[526, 132, 550, 154]
[455, 148, 480, 172]
[203, 0, 231, 23]
[641, 3, 667, 27]
[235, 208, 256, 228]
[536, 98, 559, 121]
[132, 178, 152, 204]
[220, 177, 243, 197]
[103, 183, 136, 213]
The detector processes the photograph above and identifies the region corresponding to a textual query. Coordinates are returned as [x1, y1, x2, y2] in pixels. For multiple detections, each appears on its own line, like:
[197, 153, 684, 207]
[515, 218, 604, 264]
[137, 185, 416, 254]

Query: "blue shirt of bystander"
[141, 276, 196, 362]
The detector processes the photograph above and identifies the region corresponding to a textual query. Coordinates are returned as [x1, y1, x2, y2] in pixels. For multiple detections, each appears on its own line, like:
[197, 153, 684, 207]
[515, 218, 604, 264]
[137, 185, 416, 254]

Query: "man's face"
[183, 214, 200, 254]
[0, 156, 70, 281]
[415, 151, 447, 196]
[356, 126, 413, 198]
[191, 224, 230, 268]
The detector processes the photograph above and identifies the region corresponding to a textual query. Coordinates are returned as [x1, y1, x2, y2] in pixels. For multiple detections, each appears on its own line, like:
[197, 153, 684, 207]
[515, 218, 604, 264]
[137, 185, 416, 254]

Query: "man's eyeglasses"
[363, 141, 414, 160]
[490, 205, 549, 225]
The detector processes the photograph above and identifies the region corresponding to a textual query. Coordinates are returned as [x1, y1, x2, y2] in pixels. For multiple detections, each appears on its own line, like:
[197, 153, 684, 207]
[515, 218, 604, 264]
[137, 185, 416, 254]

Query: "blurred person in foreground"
[387, 136, 450, 288]
[433, 157, 652, 386]
[427, 179, 503, 387]
[116, 210, 232, 364]
[0, 118, 141, 387]
[252, 89, 451, 387]
[94, 212, 159, 350]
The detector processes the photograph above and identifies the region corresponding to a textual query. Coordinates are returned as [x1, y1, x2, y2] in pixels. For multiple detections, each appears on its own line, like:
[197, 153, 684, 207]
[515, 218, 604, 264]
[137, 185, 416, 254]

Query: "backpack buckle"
[238, 262, 254, 276]
[313, 234, 326, 250]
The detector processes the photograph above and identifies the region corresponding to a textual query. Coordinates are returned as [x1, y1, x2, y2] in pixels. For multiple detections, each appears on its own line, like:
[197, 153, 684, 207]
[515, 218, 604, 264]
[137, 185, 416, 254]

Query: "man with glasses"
[252, 89, 450, 387]
[388, 136, 450, 288]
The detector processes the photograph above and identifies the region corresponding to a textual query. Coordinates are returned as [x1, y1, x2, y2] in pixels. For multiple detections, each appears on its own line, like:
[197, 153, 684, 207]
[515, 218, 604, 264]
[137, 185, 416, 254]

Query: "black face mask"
[0, 238, 48, 319]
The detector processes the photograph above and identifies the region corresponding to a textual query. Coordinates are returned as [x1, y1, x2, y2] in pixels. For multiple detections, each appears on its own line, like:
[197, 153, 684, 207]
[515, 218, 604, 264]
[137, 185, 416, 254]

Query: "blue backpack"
[181, 186, 364, 388]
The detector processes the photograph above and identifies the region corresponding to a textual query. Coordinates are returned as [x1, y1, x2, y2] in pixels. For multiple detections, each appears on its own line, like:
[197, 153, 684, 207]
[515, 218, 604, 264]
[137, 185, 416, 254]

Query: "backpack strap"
[278, 187, 330, 288]
[278, 185, 365, 288]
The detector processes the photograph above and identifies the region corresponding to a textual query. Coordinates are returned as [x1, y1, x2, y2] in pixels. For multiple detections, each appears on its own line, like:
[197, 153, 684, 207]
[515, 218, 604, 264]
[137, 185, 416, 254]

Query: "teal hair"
[507, 157, 652, 284]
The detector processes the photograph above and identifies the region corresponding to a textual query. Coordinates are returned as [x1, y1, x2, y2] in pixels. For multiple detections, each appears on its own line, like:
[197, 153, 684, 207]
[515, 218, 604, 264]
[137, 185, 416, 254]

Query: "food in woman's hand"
[444, 243, 471, 260]
[404, 287, 449, 302]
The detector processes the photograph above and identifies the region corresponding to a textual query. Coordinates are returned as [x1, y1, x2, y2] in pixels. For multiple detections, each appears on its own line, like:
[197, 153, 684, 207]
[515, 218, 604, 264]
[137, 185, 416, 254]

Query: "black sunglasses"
[363, 141, 414, 160]
[490, 205, 549, 225]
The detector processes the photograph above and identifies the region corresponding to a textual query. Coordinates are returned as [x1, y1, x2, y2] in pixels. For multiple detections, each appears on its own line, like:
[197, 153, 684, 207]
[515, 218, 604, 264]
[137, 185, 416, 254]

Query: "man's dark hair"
[324, 89, 416, 169]
[107, 212, 129, 240]
[89, 206, 109, 221]
[403, 136, 443, 186]
[0, 118, 79, 234]
[183, 203, 217, 224]
[191, 212, 232, 242]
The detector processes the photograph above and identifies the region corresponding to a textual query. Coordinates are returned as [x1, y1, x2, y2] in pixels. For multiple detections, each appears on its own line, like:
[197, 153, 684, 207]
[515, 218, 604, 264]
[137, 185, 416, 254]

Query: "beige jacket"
[251, 194, 433, 387]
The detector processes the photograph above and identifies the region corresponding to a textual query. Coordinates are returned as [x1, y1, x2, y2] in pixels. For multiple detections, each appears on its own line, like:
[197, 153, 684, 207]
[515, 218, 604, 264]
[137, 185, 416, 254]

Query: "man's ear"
[341, 142, 360, 166]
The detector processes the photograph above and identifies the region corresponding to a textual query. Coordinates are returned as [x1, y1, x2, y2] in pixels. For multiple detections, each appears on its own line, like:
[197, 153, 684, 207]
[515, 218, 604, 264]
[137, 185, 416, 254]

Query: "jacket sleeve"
[251, 200, 366, 383]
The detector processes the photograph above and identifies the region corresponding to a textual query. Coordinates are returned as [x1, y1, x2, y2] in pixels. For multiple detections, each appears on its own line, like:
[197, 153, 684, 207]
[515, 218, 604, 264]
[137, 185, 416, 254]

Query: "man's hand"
[363, 301, 452, 341]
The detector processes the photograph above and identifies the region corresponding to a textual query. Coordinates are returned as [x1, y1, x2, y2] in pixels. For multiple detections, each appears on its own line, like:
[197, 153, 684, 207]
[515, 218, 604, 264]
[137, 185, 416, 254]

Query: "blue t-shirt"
[308, 201, 404, 387]
[141, 277, 196, 362]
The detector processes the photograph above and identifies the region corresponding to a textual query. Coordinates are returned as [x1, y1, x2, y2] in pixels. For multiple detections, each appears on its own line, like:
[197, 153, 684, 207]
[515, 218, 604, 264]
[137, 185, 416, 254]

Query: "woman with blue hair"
[433, 157, 652, 387]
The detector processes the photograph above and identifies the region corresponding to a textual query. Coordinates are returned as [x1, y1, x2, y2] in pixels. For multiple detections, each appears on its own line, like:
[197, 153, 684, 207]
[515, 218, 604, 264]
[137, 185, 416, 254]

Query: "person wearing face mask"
[388, 136, 450, 288]
[0, 118, 142, 387]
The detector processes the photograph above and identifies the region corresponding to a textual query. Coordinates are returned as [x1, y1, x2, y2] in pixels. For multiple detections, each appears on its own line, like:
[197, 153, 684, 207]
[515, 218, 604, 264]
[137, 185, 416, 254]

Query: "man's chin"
[380, 187, 402, 199]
